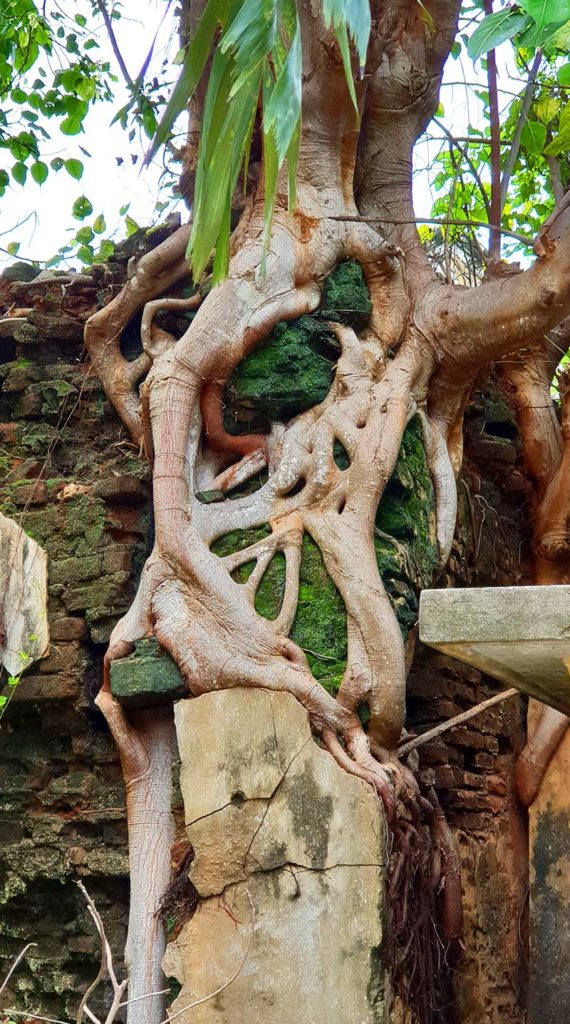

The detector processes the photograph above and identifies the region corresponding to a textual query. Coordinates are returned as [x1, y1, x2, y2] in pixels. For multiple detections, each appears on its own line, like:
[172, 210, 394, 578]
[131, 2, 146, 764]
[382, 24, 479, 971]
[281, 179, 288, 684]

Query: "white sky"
[0, 3, 522, 267]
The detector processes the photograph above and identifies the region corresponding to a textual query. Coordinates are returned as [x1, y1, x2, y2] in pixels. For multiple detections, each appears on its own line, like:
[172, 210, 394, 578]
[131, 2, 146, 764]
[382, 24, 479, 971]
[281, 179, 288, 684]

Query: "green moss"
[17, 422, 60, 455]
[210, 525, 270, 557]
[320, 259, 372, 329]
[290, 535, 347, 694]
[376, 416, 438, 593]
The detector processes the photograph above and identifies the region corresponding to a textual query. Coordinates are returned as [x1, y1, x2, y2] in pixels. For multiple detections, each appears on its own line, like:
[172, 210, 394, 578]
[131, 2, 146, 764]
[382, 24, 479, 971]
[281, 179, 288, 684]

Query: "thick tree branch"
[356, 0, 461, 286]
[421, 204, 570, 370]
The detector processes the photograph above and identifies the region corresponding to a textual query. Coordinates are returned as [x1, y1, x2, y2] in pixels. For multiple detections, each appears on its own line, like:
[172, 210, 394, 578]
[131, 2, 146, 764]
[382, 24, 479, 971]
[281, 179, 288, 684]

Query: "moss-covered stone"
[110, 638, 186, 708]
[223, 259, 371, 433]
[225, 317, 339, 431]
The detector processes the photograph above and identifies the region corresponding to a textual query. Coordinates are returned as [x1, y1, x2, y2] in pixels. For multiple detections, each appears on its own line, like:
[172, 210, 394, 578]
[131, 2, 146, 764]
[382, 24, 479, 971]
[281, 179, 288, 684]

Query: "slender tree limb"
[398, 688, 519, 757]
[500, 51, 542, 211]
[331, 215, 532, 247]
[483, 0, 501, 259]
[95, 0, 133, 87]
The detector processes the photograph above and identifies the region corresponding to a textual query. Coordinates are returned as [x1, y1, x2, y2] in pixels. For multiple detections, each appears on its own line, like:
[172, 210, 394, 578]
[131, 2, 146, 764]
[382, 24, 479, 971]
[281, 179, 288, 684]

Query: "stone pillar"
[163, 688, 387, 1024]
[529, 723, 570, 1024]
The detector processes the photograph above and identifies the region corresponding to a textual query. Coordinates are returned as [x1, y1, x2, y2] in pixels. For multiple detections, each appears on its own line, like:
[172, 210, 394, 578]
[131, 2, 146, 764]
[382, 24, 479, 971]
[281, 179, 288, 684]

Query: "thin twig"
[500, 51, 542, 212]
[329, 215, 533, 246]
[397, 688, 519, 757]
[434, 117, 491, 222]
[119, 987, 169, 1008]
[4, 1011, 72, 1024]
[95, 0, 132, 87]
[0, 943, 37, 994]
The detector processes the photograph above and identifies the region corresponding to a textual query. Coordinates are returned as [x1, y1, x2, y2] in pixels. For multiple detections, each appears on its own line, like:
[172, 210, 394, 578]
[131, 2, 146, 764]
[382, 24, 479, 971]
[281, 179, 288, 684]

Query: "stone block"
[164, 689, 386, 1024]
[0, 512, 49, 677]
[110, 638, 186, 709]
[420, 585, 570, 714]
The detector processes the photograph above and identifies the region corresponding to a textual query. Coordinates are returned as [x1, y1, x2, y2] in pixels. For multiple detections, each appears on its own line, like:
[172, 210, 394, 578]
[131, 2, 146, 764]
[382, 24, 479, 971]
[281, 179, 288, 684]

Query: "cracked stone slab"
[175, 689, 312, 822]
[0, 512, 49, 677]
[419, 585, 570, 714]
[168, 688, 387, 1023]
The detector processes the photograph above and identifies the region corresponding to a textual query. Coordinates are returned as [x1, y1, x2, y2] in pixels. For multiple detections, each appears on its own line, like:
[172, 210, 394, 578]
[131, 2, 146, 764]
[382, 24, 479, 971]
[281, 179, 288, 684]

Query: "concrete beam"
[419, 585, 570, 715]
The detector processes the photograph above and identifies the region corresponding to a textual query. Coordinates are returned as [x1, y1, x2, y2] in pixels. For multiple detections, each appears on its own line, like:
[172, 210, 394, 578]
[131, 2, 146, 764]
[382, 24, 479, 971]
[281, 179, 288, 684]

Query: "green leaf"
[60, 115, 83, 135]
[93, 214, 106, 233]
[125, 215, 140, 236]
[6, 241, 19, 255]
[64, 157, 83, 179]
[560, 99, 570, 130]
[146, 0, 226, 166]
[76, 226, 94, 243]
[544, 122, 570, 153]
[31, 159, 48, 184]
[12, 161, 27, 185]
[72, 195, 93, 219]
[287, 118, 300, 211]
[262, 67, 280, 268]
[323, 0, 371, 69]
[520, 119, 547, 152]
[50, 157, 64, 170]
[95, 239, 116, 260]
[467, 10, 531, 60]
[142, 104, 157, 140]
[76, 77, 96, 102]
[334, 19, 358, 112]
[536, 95, 560, 122]
[77, 244, 94, 263]
[519, 0, 570, 35]
[263, 15, 301, 163]
[558, 63, 570, 85]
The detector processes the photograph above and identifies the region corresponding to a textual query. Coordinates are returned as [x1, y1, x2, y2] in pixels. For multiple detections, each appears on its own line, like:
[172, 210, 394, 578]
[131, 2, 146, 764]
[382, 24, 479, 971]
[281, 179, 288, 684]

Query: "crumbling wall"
[0, 251, 529, 1022]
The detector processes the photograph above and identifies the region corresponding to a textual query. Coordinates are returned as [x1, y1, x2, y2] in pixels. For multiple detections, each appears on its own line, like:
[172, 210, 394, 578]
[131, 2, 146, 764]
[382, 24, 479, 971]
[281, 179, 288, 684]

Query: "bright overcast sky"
[0, 3, 521, 267]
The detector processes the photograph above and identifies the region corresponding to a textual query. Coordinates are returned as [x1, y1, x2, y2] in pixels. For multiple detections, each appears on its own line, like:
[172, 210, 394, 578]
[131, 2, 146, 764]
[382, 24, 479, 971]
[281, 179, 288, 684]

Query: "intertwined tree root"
[86, 202, 464, 1022]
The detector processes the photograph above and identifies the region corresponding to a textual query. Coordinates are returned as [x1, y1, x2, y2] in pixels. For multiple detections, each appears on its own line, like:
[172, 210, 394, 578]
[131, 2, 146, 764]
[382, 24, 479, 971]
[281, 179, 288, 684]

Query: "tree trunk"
[84, 1, 570, 1020]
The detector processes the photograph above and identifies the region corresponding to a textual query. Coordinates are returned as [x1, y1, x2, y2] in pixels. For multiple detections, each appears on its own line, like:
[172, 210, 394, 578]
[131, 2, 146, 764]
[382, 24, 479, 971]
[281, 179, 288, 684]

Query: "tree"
[6, 0, 570, 1020]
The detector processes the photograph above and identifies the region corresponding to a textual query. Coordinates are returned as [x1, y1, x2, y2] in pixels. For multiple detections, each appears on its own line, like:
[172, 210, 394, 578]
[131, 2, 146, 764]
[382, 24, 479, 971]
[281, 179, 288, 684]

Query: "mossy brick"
[2, 261, 41, 282]
[63, 571, 132, 614]
[1, 360, 42, 391]
[225, 316, 338, 428]
[85, 606, 132, 644]
[50, 554, 103, 587]
[28, 311, 84, 342]
[35, 380, 77, 416]
[13, 322, 40, 345]
[17, 422, 61, 455]
[110, 638, 187, 709]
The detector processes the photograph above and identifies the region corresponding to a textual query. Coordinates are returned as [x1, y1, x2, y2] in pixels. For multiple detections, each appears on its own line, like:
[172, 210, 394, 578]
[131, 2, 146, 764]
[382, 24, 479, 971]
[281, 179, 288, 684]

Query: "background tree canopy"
[1, 0, 570, 274]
